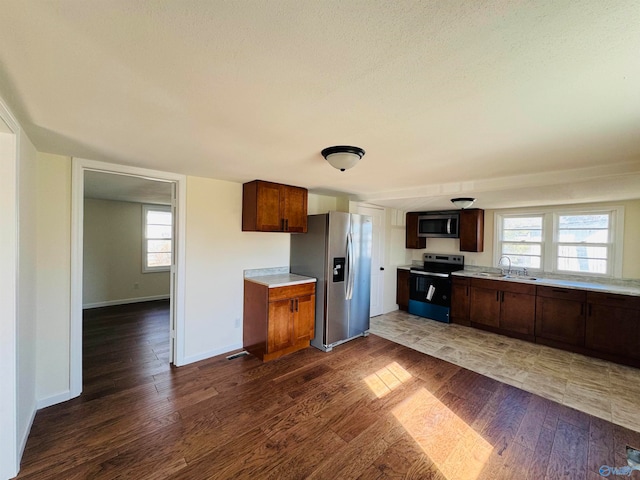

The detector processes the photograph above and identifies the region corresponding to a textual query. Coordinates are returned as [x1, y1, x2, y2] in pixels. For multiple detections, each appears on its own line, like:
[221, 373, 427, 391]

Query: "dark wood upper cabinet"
[405, 212, 426, 249]
[459, 209, 484, 252]
[242, 180, 308, 233]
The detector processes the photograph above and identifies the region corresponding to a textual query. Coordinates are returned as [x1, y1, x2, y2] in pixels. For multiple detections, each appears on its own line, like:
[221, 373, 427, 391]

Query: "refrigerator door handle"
[346, 232, 355, 300]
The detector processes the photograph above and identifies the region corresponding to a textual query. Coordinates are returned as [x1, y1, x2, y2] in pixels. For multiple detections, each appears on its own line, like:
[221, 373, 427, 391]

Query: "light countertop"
[245, 273, 316, 288]
[452, 270, 640, 297]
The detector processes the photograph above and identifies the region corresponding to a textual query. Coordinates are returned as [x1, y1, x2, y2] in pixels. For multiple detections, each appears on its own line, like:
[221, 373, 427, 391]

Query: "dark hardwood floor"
[17, 301, 640, 479]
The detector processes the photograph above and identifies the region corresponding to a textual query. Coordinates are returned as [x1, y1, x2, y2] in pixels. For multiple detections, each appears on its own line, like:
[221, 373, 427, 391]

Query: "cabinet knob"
[380, 267, 385, 271]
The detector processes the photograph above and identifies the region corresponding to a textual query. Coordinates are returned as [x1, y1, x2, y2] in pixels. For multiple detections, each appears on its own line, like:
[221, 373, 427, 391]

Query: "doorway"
[358, 205, 385, 317]
[70, 158, 186, 398]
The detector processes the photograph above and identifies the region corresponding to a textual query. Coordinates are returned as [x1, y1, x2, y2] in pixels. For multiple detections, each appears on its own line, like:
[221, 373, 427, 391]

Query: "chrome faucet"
[498, 255, 512, 275]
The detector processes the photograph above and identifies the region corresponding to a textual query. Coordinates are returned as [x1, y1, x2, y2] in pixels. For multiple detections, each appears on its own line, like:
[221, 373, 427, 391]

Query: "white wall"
[83, 198, 170, 307]
[36, 153, 71, 406]
[182, 176, 290, 362]
[0, 97, 38, 479]
[17, 123, 38, 463]
[0, 114, 19, 479]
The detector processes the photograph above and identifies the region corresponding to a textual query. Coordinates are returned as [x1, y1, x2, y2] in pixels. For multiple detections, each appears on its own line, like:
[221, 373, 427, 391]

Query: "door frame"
[357, 204, 385, 317]
[70, 158, 187, 398]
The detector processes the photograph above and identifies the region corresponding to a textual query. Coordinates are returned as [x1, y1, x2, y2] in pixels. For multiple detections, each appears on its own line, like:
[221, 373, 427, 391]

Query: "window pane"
[558, 215, 608, 229]
[508, 255, 541, 269]
[558, 257, 607, 274]
[147, 239, 171, 253]
[558, 229, 608, 243]
[558, 245, 607, 259]
[147, 225, 172, 239]
[147, 252, 171, 267]
[503, 229, 542, 242]
[504, 217, 542, 229]
[502, 243, 541, 256]
[147, 210, 172, 225]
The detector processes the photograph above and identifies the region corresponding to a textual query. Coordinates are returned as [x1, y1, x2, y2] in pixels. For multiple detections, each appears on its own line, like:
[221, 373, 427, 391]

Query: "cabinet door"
[500, 292, 535, 335]
[396, 269, 410, 311]
[268, 299, 294, 352]
[535, 296, 585, 346]
[282, 186, 308, 233]
[459, 209, 484, 252]
[256, 182, 284, 231]
[586, 303, 639, 358]
[294, 294, 316, 342]
[470, 286, 500, 328]
[450, 278, 470, 325]
[405, 212, 426, 249]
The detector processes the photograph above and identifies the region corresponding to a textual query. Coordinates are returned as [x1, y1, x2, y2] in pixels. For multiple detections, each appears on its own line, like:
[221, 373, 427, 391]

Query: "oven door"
[408, 272, 452, 323]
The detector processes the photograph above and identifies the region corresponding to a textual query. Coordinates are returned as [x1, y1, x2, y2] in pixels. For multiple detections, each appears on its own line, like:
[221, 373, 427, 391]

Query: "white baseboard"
[18, 401, 37, 462]
[178, 342, 244, 367]
[83, 294, 170, 310]
[36, 390, 75, 410]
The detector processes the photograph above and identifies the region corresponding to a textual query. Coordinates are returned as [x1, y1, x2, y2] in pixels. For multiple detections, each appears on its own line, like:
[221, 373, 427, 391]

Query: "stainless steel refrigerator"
[290, 211, 372, 352]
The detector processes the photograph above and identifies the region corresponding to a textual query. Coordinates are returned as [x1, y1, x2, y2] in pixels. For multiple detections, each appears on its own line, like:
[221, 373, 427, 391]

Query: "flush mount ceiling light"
[321, 145, 365, 171]
[451, 197, 476, 209]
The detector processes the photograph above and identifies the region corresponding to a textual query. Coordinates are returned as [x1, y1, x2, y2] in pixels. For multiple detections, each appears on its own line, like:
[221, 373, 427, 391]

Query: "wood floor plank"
[16, 301, 640, 480]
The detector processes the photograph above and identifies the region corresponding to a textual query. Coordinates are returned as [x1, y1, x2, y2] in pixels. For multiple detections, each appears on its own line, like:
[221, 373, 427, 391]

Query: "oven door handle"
[411, 270, 449, 278]
[447, 218, 452, 234]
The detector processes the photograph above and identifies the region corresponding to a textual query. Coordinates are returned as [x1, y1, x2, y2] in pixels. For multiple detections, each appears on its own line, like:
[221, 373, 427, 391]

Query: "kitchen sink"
[475, 272, 505, 277]
[504, 275, 538, 281]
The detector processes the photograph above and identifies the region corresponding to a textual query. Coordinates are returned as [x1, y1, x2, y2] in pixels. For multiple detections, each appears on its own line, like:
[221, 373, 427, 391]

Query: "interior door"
[358, 205, 385, 316]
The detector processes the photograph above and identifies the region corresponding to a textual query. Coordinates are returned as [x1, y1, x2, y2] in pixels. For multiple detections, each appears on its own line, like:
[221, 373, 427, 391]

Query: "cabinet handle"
[295, 298, 299, 312]
[466, 286, 469, 297]
[281, 219, 285, 231]
[290, 300, 294, 312]
[501, 291, 505, 302]
[285, 219, 289, 231]
[496, 291, 499, 302]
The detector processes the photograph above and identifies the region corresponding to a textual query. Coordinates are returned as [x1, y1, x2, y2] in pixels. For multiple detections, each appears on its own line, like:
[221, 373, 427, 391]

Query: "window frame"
[494, 205, 624, 278]
[142, 204, 173, 273]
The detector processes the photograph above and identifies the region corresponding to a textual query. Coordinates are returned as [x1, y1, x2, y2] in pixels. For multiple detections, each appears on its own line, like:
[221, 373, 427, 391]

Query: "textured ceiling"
[1, 1, 639, 210]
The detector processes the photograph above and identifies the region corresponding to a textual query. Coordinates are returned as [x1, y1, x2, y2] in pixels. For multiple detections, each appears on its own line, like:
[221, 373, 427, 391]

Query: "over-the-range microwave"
[417, 213, 460, 238]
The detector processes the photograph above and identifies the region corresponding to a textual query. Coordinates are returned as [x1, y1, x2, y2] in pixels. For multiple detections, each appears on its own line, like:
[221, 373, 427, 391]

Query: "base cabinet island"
[244, 274, 316, 362]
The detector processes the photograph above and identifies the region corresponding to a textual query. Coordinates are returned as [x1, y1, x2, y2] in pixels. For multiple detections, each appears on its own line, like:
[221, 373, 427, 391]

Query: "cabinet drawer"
[470, 277, 535, 295]
[587, 291, 640, 310]
[536, 285, 586, 302]
[269, 282, 315, 301]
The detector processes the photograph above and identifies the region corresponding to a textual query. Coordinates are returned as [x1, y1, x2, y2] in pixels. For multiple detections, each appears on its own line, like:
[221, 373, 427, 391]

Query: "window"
[499, 215, 543, 269]
[143, 205, 172, 272]
[555, 213, 611, 275]
[495, 207, 623, 277]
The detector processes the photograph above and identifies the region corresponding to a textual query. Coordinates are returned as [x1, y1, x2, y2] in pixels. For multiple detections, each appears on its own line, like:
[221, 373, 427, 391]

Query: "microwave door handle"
[446, 218, 451, 234]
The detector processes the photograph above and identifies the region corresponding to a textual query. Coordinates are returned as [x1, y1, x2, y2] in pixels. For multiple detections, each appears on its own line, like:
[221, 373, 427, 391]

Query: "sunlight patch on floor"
[363, 361, 413, 398]
[392, 388, 493, 480]
[364, 362, 493, 479]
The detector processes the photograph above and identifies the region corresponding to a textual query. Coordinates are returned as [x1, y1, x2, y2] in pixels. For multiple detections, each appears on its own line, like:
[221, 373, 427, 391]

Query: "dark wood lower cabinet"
[468, 278, 535, 340]
[585, 292, 640, 360]
[396, 269, 410, 311]
[450, 277, 470, 325]
[451, 277, 640, 368]
[535, 286, 586, 346]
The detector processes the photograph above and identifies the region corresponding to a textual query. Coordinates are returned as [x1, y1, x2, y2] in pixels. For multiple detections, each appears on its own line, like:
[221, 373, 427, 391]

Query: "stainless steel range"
[408, 253, 464, 323]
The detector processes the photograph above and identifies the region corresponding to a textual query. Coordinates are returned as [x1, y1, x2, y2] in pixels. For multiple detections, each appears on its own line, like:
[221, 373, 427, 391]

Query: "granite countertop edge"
[244, 273, 317, 288]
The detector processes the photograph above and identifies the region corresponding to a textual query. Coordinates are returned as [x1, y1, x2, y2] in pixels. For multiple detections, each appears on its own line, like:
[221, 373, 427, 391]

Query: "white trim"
[36, 390, 74, 410]
[179, 342, 243, 367]
[0, 97, 21, 479]
[83, 294, 170, 310]
[17, 405, 37, 460]
[71, 158, 187, 400]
